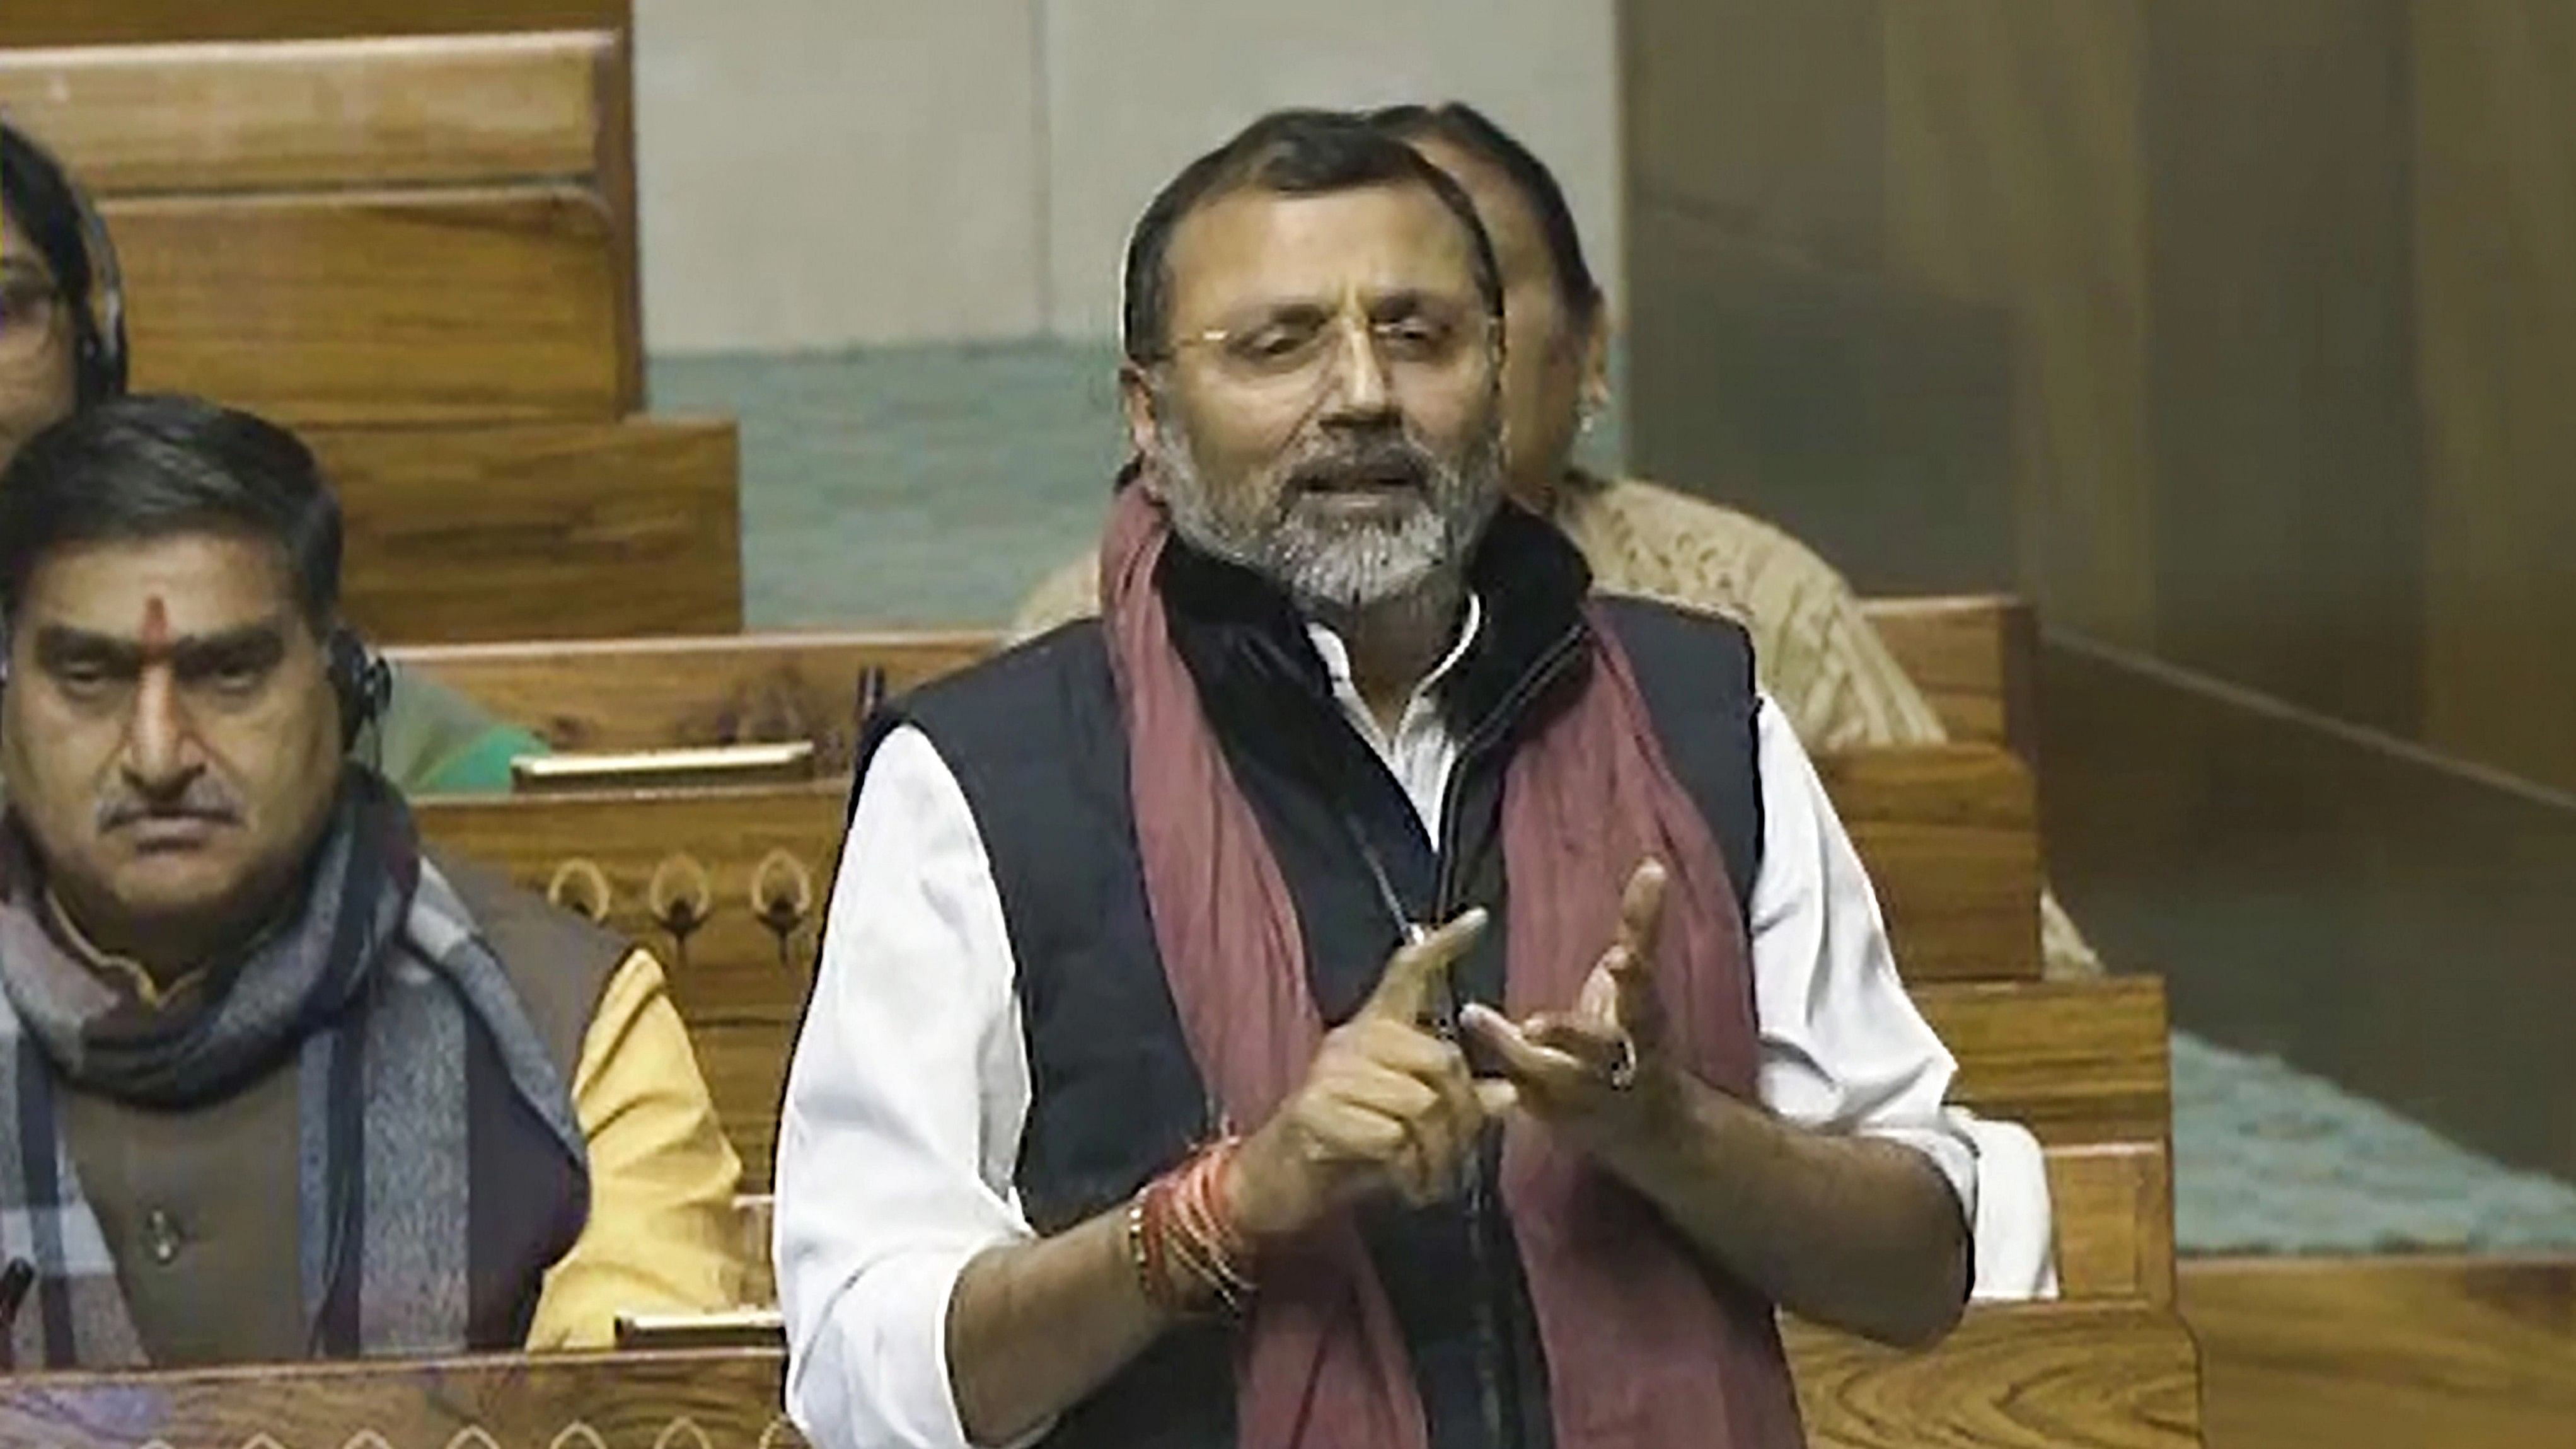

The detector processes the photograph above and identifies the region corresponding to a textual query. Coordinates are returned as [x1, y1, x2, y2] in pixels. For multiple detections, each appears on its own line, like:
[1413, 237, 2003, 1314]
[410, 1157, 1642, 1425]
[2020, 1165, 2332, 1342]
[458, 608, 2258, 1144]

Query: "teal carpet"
[654, 342, 2576, 1257]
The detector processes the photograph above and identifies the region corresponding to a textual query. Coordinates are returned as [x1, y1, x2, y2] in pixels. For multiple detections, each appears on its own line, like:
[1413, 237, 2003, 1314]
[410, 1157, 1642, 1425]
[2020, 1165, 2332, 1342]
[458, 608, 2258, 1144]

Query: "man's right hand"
[1224, 908, 1513, 1242]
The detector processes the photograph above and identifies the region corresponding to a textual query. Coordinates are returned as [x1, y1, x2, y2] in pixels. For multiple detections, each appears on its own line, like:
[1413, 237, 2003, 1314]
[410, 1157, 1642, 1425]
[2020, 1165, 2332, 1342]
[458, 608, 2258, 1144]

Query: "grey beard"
[1150, 419, 1503, 616]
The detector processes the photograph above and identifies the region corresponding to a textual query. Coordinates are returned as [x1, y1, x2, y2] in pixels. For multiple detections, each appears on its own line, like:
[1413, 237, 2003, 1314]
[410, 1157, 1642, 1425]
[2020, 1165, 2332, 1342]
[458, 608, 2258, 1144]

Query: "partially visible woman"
[0, 120, 545, 795]
[1008, 101, 2100, 979]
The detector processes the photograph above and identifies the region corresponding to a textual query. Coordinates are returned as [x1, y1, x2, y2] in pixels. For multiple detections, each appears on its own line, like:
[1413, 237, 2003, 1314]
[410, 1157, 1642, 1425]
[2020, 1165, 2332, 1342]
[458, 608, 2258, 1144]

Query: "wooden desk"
[103, 1300, 2180, 1449]
[418, 776, 2169, 1300]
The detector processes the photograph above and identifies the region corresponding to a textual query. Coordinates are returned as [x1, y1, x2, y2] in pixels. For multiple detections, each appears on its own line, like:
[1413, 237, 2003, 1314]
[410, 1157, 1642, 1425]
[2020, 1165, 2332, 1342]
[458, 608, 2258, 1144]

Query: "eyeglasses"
[0, 271, 64, 369]
[1157, 297, 1498, 403]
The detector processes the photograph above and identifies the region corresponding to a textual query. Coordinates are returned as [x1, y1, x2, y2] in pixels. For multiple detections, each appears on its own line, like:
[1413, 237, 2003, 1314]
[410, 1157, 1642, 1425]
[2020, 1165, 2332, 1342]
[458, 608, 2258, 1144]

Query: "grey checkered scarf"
[0, 770, 586, 1368]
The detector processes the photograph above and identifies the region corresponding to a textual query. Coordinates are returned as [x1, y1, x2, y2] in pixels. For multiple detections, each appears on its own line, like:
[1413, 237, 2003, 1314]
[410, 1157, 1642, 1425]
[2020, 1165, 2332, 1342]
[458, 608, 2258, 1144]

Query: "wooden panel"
[2413, 0, 2576, 796]
[129, 1307, 2192, 1449]
[394, 629, 995, 767]
[1816, 745, 2041, 981]
[0, 1348, 797, 1448]
[1786, 1301, 2203, 1449]
[1879, 0, 2156, 649]
[0, 32, 613, 195]
[737, 1194, 777, 1310]
[0, 1313, 2200, 1449]
[314, 419, 741, 643]
[634, 1300, 2203, 1449]
[0, 1, 625, 47]
[1915, 976, 2172, 1152]
[2041, 632, 2576, 1182]
[724, 1138, 2171, 1312]
[400, 597, 2030, 773]
[1621, 0, 1888, 272]
[110, 187, 632, 425]
[419, 783, 843, 1180]
[2144, 0, 2426, 739]
[411, 735, 2032, 976]
[2047, 1141, 2174, 1306]
[419, 792, 2149, 1181]
[2181, 1254, 2576, 1449]
[1861, 594, 2036, 757]
[417, 759, 2155, 1185]
[1626, 204, 2019, 596]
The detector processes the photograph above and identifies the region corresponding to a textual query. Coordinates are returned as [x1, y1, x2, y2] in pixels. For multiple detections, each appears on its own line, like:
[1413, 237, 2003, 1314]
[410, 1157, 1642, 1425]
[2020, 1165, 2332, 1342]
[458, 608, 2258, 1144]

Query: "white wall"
[633, 0, 1048, 352]
[635, 0, 1619, 354]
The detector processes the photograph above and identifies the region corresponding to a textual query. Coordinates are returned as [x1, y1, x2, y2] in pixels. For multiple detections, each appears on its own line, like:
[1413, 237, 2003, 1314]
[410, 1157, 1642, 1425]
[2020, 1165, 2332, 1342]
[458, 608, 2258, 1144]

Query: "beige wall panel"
[2413, 0, 2576, 795]
[632, 0, 1044, 350]
[1622, 0, 1886, 274]
[1879, 0, 2155, 647]
[1039, 0, 1619, 338]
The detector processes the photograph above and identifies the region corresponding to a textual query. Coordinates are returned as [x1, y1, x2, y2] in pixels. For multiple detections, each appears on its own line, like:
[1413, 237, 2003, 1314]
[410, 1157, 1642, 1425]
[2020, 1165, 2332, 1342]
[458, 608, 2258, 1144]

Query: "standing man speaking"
[778, 111, 1974, 1449]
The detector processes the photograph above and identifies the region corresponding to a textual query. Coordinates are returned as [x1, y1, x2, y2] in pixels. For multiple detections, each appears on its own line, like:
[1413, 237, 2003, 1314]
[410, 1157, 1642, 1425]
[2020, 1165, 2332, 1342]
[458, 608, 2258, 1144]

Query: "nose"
[122, 664, 205, 798]
[1320, 310, 1395, 424]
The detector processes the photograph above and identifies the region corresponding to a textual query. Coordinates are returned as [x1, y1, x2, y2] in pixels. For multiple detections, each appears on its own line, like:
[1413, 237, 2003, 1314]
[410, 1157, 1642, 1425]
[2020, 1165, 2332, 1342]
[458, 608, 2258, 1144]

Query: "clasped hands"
[1227, 860, 1682, 1243]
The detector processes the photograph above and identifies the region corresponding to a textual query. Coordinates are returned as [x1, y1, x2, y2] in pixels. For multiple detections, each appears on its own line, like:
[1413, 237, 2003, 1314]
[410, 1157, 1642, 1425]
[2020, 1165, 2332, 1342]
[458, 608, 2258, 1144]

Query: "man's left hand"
[1463, 859, 1683, 1152]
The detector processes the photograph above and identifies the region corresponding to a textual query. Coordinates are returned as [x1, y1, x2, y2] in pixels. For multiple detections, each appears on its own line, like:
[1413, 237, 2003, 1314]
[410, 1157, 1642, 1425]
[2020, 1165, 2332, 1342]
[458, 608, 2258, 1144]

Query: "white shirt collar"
[1303, 592, 1485, 717]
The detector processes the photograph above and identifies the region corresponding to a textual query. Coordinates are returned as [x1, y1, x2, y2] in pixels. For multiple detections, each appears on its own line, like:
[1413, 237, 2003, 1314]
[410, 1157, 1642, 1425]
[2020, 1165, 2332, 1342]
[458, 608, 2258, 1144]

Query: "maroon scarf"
[1100, 487, 1803, 1448]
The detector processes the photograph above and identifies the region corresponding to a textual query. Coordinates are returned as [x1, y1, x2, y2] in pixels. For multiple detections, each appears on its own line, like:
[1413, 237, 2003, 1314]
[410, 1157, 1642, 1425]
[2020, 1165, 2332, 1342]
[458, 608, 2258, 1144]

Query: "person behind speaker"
[0, 119, 548, 795]
[0, 395, 745, 1368]
[1008, 103, 2104, 982]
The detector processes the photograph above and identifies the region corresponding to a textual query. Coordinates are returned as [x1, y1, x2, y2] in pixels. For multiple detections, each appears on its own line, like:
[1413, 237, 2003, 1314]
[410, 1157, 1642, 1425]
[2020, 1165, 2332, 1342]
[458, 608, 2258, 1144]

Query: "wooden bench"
[317, 419, 743, 642]
[412, 740, 2039, 994]
[391, 629, 996, 763]
[0, 1347, 795, 1449]
[1861, 594, 2037, 760]
[1816, 747, 2039, 983]
[0, 2, 627, 49]
[0, 1302, 2207, 1447]
[0, 30, 743, 637]
[0, 29, 644, 424]
[0, 31, 625, 195]
[413, 779, 2166, 1302]
[392, 597, 2038, 770]
[106, 187, 631, 425]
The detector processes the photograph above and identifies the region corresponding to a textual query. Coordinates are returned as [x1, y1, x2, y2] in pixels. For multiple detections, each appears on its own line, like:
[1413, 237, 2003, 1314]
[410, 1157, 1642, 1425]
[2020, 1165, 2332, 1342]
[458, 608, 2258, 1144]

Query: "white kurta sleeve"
[776, 725, 1039, 1449]
[1744, 694, 1984, 1222]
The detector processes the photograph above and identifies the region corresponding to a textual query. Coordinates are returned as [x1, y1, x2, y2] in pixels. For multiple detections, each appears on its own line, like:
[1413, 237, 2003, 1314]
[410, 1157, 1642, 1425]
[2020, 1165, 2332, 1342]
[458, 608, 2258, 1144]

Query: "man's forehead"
[14, 533, 301, 640]
[1166, 183, 1483, 322]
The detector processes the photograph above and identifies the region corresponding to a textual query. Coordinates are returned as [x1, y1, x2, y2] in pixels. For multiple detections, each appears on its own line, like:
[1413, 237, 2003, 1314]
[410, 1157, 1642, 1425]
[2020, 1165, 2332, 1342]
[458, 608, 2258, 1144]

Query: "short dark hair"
[0, 395, 342, 627]
[1121, 108, 1505, 366]
[1367, 102, 1603, 325]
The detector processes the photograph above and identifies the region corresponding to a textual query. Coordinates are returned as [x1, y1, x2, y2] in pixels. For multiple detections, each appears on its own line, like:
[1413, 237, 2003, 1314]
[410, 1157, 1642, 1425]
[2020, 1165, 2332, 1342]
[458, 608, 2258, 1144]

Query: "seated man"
[1011, 102, 2099, 979]
[780, 111, 1972, 1449]
[0, 395, 745, 1367]
[0, 120, 546, 795]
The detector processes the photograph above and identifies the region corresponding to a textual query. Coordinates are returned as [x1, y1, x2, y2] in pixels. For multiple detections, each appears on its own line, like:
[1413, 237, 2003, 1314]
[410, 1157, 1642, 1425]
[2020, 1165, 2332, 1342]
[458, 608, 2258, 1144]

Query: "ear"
[1118, 362, 1164, 494]
[1578, 305, 1614, 417]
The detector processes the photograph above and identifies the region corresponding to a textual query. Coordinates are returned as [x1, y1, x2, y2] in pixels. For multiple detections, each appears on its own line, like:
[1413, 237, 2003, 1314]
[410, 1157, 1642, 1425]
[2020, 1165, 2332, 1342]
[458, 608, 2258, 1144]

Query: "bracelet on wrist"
[1128, 1136, 1254, 1315]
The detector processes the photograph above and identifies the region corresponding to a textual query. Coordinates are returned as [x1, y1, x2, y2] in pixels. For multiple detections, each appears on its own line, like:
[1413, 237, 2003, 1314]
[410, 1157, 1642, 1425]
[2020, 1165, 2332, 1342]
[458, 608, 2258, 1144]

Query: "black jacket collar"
[1154, 501, 1594, 744]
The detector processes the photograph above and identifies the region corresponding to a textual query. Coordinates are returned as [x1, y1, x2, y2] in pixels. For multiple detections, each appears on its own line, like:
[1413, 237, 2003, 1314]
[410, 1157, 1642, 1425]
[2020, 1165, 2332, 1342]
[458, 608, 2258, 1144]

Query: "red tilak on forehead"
[140, 596, 171, 650]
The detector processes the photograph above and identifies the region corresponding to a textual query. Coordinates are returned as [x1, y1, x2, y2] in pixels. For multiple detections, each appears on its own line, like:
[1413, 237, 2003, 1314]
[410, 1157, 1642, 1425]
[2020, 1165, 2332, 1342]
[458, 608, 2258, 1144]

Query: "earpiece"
[325, 627, 391, 753]
[66, 170, 127, 407]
